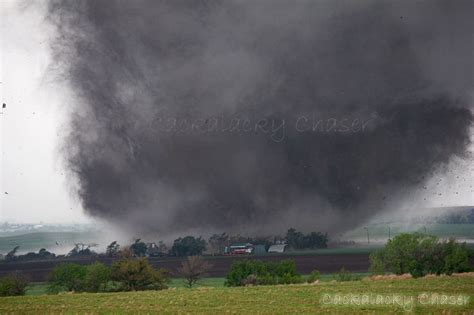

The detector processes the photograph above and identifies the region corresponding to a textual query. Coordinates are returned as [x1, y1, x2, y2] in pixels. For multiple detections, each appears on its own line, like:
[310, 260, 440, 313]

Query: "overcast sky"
[0, 1, 472, 224]
[1, 1, 89, 223]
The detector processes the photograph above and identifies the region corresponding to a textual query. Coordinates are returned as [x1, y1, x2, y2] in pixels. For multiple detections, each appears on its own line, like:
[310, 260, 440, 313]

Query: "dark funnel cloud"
[48, 0, 473, 236]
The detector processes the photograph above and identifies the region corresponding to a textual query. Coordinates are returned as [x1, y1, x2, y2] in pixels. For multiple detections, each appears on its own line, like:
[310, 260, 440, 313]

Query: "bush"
[370, 233, 472, 278]
[48, 262, 111, 293]
[0, 273, 28, 296]
[111, 257, 169, 291]
[334, 267, 361, 282]
[279, 273, 303, 285]
[48, 263, 88, 293]
[369, 251, 386, 275]
[307, 270, 321, 283]
[443, 239, 471, 275]
[225, 260, 302, 286]
[84, 262, 111, 292]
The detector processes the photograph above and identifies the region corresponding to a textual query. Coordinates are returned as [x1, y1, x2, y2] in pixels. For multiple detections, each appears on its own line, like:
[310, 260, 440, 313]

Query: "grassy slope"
[4, 276, 473, 314]
[344, 223, 474, 241]
[0, 232, 101, 253]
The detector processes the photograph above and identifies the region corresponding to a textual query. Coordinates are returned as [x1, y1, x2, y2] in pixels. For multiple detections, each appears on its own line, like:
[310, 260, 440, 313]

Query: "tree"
[285, 228, 328, 249]
[0, 273, 28, 296]
[111, 257, 169, 291]
[17, 248, 55, 262]
[68, 243, 97, 257]
[307, 232, 329, 249]
[130, 239, 148, 257]
[208, 233, 229, 255]
[171, 236, 206, 256]
[370, 233, 472, 277]
[106, 241, 120, 257]
[38, 248, 55, 258]
[5, 246, 19, 261]
[178, 256, 212, 288]
[285, 228, 303, 249]
[157, 241, 168, 254]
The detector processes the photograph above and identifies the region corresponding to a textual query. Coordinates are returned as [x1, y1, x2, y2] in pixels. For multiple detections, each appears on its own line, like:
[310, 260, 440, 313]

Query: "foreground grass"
[3, 276, 473, 314]
[25, 278, 228, 296]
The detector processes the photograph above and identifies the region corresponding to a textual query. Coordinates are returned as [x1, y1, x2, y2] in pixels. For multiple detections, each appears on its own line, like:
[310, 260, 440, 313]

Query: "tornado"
[47, 0, 473, 236]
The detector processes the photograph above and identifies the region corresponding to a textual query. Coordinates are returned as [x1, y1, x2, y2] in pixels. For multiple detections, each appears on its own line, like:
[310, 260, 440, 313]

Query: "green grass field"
[343, 223, 474, 241]
[0, 232, 101, 253]
[2, 275, 472, 313]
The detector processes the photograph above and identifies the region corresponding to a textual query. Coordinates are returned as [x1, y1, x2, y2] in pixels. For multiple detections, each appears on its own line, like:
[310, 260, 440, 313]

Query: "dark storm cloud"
[48, 0, 473, 235]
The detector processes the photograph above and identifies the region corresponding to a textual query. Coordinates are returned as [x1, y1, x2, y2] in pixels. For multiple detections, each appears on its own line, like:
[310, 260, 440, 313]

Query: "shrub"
[48, 262, 112, 293]
[225, 260, 301, 286]
[0, 273, 28, 296]
[48, 263, 88, 293]
[307, 270, 321, 283]
[225, 260, 265, 287]
[272, 260, 299, 277]
[369, 251, 386, 275]
[241, 274, 259, 286]
[279, 273, 303, 284]
[443, 240, 471, 275]
[334, 267, 361, 282]
[111, 257, 169, 291]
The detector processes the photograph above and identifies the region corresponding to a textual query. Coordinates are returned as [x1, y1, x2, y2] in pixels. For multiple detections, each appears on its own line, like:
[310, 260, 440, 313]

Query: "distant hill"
[0, 231, 102, 254]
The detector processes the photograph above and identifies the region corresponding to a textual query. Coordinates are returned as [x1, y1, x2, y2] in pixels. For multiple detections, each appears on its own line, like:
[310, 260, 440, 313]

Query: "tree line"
[2, 228, 329, 262]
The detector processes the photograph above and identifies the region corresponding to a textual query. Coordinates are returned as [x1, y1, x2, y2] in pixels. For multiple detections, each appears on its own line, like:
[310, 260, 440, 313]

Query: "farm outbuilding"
[253, 245, 267, 255]
[226, 243, 254, 254]
[268, 244, 287, 253]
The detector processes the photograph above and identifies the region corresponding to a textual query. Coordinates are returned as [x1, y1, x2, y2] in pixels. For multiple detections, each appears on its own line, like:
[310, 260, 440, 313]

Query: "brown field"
[0, 253, 370, 281]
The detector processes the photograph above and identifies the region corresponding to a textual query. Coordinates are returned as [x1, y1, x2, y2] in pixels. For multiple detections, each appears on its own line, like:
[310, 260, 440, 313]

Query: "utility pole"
[364, 227, 370, 244]
[388, 226, 391, 240]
